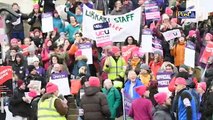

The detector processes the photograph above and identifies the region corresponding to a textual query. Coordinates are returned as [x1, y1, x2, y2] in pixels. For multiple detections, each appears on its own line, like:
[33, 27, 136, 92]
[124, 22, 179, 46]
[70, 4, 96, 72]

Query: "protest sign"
[199, 0, 213, 13]
[141, 35, 153, 53]
[93, 22, 112, 47]
[184, 42, 195, 68]
[178, 11, 196, 19]
[162, 29, 181, 41]
[144, 1, 161, 20]
[122, 45, 139, 62]
[0, 66, 13, 86]
[78, 43, 93, 64]
[157, 72, 172, 96]
[123, 92, 133, 119]
[82, 5, 141, 42]
[42, 13, 54, 32]
[50, 72, 70, 96]
[152, 38, 163, 54]
[200, 42, 213, 64]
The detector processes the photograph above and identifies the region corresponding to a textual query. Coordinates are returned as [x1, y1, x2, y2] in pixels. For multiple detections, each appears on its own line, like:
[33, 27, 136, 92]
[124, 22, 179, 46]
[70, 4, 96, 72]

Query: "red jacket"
[149, 60, 163, 78]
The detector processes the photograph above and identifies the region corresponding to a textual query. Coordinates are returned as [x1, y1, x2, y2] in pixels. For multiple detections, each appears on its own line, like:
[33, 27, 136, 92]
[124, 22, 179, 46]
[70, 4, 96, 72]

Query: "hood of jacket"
[84, 86, 100, 96]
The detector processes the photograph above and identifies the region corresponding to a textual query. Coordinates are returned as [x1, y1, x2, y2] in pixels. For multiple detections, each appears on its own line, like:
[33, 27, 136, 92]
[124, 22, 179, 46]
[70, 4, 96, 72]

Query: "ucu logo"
[95, 30, 109, 36]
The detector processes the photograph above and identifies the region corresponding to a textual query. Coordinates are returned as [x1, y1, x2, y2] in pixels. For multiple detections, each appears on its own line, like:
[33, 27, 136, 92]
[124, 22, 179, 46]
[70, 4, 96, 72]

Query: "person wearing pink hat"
[28, 3, 42, 31]
[196, 82, 207, 119]
[103, 46, 126, 88]
[80, 77, 111, 120]
[129, 85, 153, 120]
[126, 50, 142, 75]
[165, 7, 173, 17]
[37, 82, 68, 120]
[153, 92, 173, 120]
[172, 77, 198, 120]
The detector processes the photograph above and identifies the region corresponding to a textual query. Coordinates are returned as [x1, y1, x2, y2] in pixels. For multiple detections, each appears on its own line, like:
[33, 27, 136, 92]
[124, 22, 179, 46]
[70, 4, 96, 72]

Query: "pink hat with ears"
[111, 46, 120, 54]
[165, 7, 173, 15]
[205, 33, 213, 41]
[188, 30, 196, 37]
[197, 82, 207, 92]
[135, 86, 147, 96]
[33, 4, 40, 9]
[154, 92, 168, 105]
[75, 50, 82, 57]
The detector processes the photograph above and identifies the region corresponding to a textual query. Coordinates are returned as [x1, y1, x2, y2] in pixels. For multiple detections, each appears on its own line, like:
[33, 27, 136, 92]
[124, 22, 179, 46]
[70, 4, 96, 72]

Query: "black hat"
[28, 65, 36, 73]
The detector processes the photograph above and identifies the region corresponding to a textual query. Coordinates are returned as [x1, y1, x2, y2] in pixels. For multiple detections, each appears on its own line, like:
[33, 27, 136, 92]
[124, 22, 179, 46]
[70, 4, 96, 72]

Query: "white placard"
[141, 35, 153, 53]
[184, 47, 195, 68]
[42, 13, 54, 33]
[162, 29, 181, 41]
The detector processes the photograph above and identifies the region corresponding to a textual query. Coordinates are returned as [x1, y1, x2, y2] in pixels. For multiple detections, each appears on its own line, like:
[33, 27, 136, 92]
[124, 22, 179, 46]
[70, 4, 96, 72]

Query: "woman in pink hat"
[28, 4, 42, 31]
[129, 85, 153, 120]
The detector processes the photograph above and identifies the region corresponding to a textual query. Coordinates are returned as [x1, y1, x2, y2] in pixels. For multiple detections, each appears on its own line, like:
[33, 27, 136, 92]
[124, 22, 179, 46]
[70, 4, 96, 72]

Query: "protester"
[110, 0, 128, 15]
[126, 51, 142, 75]
[28, 4, 42, 31]
[149, 50, 163, 78]
[37, 82, 68, 120]
[53, 10, 65, 34]
[153, 92, 173, 120]
[129, 85, 153, 120]
[102, 79, 121, 120]
[196, 82, 207, 119]
[139, 64, 152, 87]
[80, 77, 111, 120]
[12, 53, 27, 80]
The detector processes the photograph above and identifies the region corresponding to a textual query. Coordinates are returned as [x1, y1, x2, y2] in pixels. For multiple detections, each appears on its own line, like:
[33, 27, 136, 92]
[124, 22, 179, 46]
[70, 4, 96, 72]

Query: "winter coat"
[66, 11, 83, 24]
[36, 66, 46, 77]
[200, 92, 213, 120]
[126, 59, 142, 75]
[149, 60, 163, 78]
[41, 48, 50, 70]
[153, 105, 172, 120]
[5, 11, 28, 32]
[12, 62, 27, 80]
[124, 79, 143, 99]
[25, 74, 46, 89]
[65, 24, 81, 43]
[53, 17, 65, 33]
[110, 8, 128, 15]
[129, 97, 153, 120]
[71, 56, 90, 77]
[9, 88, 32, 117]
[41, 0, 56, 13]
[170, 42, 186, 67]
[28, 12, 42, 31]
[102, 87, 121, 118]
[80, 87, 111, 120]
[92, 0, 109, 15]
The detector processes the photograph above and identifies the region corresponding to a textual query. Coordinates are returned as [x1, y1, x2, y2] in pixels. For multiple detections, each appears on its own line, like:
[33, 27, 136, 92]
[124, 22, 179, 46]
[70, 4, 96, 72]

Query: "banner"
[122, 45, 139, 62]
[156, 72, 172, 96]
[50, 72, 71, 96]
[123, 92, 133, 119]
[93, 22, 112, 47]
[162, 29, 181, 41]
[144, 1, 161, 20]
[78, 43, 93, 64]
[42, 13, 54, 32]
[184, 42, 195, 68]
[200, 42, 213, 64]
[0, 66, 12, 85]
[83, 5, 141, 42]
[178, 11, 196, 19]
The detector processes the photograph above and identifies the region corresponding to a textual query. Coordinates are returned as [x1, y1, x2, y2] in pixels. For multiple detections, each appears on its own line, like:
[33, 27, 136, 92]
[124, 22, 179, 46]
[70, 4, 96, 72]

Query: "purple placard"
[186, 41, 195, 50]
[124, 92, 133, 115]
[78, 43, 92, 49]
[51, 72, 68, 80]
[157, 72, 172, 87]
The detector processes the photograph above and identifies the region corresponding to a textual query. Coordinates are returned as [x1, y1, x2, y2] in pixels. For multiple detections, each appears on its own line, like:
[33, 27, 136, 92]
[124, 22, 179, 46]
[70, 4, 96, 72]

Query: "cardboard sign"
[42, 13, 54, 32]
[50, 72, 71, 96]
[200, 42, 213, 64]
[78, 43, 93, 64]
[144, 1, 161, 20]
[93, 22, 112, 47]
[162, 29, 181, 41]
[184, 42, 195, 68]
[122, 45, 139, 62]
[141, 35, 153, 53]
[178, 11, 196, 19]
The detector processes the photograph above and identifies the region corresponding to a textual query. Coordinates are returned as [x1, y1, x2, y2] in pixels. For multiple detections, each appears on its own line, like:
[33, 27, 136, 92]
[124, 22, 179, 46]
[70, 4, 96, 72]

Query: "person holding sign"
[37, 82, 68, 120]
[129, 86, 153, 120]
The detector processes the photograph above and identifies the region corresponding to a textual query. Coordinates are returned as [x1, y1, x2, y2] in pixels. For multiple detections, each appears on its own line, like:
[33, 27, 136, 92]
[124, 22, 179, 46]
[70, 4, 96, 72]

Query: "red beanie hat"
[198, 82, 207, 92]
[165, 7, 173, 15]
[89, 77, 100, 87]
[135, 86, 147, 96]
[175, 77, 187, 86]
[188, 30, 196, 37]
[17, 80, 24, 88]
[154, 92, 168, 105]
[111, 46, 120, 54]
[28, 90, 37, 98]
[46, 82, 58, 94]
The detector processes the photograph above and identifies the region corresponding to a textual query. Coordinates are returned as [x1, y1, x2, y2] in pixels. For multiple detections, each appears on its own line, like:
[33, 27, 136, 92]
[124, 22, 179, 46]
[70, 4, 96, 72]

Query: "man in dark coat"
[80, 77, 111, 120]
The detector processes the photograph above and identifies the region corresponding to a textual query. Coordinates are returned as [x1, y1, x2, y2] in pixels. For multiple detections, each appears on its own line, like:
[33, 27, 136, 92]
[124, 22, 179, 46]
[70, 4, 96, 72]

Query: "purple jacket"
[36, 67, 46, 77]
[129, 98, 153, 120]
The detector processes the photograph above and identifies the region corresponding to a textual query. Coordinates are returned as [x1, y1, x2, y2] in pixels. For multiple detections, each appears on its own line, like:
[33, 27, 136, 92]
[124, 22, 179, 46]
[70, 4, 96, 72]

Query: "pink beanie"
[198, 82, 207, 92]
[188, 30, 196, 37]
[28, 90, 37, 98]
[205, 33, 213, 41]
[10, 38, 18, 44]
[111, 46, 120, 54]
[75, 50, 82, 57]
[154, 92, 168, 105]
[46, 82, 58, 94]
[89, 77, 100, 87]
[165, 7, 173, 15]
[33, 4, 40, 9]
[135, 86, 147, 96]
[175, 77, 187, 86]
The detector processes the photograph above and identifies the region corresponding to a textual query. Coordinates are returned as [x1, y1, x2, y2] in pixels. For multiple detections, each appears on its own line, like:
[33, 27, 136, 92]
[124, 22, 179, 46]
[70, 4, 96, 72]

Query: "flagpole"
[122, 91, 126, 120]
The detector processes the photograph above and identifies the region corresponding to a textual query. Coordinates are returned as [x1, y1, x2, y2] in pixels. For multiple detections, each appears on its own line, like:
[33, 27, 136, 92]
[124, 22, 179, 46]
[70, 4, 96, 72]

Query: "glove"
[5, 20, 10, 24]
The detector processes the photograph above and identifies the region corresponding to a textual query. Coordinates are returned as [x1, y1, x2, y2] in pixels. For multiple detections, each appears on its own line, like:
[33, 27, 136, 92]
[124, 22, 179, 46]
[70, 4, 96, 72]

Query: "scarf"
[131, 58, 140, 69]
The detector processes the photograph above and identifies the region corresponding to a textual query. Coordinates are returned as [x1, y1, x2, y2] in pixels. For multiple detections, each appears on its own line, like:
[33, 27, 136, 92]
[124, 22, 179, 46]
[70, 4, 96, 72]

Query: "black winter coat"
[9, 88, 32, 117]
[80, 87, 111, 120]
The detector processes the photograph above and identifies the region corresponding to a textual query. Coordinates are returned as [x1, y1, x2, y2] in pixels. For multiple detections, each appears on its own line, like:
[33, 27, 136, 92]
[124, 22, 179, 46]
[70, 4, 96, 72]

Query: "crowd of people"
[1, 0, 213, 120]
